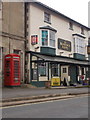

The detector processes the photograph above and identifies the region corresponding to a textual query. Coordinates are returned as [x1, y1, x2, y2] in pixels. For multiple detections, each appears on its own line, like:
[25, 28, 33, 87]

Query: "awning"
[27, 51, 90, 67]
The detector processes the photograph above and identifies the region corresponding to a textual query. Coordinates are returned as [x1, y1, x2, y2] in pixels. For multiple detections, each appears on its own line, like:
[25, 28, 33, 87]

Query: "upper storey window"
[41, 30, 55, 48]
[81, 27, 84, 35]
[40, 26, 57, 48]
[44, 12, 51, 24]
[73, 34, 86, 55]
[42, 30, 48, 46]
[69, 22, 73, 30]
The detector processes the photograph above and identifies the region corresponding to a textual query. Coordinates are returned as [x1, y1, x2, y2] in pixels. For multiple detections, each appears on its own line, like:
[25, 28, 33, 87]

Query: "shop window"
[50, 31, 55, 47]
[38, 63, 46, 76]
[44, 12, 51, 24]
[69, 22, 73, 30]
[42, 30, 48, 46]
[52, 64, 58, 76]
[63, 68, 67, 73]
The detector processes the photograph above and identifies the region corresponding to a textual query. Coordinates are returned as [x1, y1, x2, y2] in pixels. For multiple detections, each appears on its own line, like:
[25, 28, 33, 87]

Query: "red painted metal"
[4, 54, 20, 86]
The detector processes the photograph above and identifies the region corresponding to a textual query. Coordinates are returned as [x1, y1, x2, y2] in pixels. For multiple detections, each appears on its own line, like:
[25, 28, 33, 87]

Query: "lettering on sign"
[51, 78, 60, 86]
[58, 38, 71, 51]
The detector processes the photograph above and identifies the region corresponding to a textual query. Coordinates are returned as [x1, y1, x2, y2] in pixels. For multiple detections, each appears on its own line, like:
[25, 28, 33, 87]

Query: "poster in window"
[31, 35, 38, 45]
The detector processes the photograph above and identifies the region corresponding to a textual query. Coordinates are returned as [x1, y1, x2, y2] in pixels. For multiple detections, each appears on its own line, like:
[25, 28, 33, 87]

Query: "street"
[2, 95, 88, 118]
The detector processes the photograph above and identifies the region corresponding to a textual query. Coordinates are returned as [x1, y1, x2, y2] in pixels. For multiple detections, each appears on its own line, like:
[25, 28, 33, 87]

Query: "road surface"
[2, 95, 88, 118]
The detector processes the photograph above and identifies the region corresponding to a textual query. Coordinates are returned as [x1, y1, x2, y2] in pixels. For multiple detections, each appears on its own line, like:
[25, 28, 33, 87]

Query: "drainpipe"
[88, 2, 90, 81]
[24, 2, 29, 84]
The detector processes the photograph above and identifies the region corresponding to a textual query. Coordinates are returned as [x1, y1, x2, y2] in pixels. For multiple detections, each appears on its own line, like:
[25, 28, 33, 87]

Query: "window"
[41, 30, 55, 47]
[81, 27, 84, 35]
[13, 49, 21, 55]
[63, 68, 67, 73]
[44, 12, 51, 24]
[74, 37, 85, 55]
[50, 31, 55, 47]
[69, 22, 73, 30]
[38, 63, 46, 76]
[81, 67, 85, 75]
[42, 30, 48, 46]
[51, 64, 58, 76]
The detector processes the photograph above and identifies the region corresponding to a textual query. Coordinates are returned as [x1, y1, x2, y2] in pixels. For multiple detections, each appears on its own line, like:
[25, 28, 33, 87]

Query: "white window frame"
[49, 30, 55, 48]
[44, 12, 51, 24]
[51, 64, 59, 77]
[40, 29, 55, 48]
[74, 37, 86, 55]
[63, 68, 67, 73]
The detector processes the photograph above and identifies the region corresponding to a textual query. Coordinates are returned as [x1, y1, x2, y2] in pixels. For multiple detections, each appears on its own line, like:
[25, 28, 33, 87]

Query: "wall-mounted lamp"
[35, 46, 39, 49]
[35, 46, 39, 52]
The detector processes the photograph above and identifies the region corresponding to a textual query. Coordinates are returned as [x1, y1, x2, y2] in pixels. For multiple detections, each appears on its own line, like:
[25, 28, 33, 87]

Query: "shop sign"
[51, 78, 60, 86]
[31, 35, 38, 45]
[87, 46, 90, 54]
[58, 38, 71, 51]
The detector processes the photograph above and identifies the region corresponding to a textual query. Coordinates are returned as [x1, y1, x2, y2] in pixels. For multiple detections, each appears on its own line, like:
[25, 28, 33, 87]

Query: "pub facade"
[25, 2, 90, 87]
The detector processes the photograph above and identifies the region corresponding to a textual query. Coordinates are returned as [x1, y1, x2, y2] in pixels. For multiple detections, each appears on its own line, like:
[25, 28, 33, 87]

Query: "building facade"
[0, 2, 2, 87]
[1, 2, 25, 86]
[25, 2, 90, 87]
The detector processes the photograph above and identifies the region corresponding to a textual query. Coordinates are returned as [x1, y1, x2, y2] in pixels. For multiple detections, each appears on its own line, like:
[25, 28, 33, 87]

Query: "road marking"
[1, 95, 88, 109]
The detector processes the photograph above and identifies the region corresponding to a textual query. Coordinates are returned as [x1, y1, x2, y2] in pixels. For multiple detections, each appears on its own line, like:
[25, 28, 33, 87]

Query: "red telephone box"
[4, 54, 21, 86]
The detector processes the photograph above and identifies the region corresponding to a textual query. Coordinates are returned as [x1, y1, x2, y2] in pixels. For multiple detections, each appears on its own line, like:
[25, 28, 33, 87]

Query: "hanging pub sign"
[31, 35, 38, 45]
[58, 38, 71, 51]
[87, 45, 90, 54]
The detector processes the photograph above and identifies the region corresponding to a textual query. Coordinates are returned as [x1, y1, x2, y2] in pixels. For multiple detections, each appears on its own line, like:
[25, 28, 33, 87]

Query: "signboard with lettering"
[58, 38, 71, 51]
[51, 78, 60, 86]
[87, 46, 90, 54]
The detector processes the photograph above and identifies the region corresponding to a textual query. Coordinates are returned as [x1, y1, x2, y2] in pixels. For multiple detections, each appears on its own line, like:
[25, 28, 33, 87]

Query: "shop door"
[70, 65, 78, 83]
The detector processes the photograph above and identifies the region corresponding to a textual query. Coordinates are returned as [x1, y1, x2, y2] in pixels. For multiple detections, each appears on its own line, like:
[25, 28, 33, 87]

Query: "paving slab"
[2, 86, 88, 100]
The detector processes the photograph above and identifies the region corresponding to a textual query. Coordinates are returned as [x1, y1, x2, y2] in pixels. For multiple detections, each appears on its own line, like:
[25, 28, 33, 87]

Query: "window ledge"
[44, 20, 51, 25]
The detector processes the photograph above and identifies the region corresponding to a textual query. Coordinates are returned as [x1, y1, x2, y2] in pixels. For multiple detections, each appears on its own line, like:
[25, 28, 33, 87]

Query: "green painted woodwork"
[30, 81, 46, 87]
[40, 47, 56, 55]
[69, 66, 78, 84]
[74, 53, 85, 60]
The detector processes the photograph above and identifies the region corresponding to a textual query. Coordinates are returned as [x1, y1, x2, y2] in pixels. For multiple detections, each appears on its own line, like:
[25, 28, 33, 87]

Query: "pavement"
[1, 85, 89, 107]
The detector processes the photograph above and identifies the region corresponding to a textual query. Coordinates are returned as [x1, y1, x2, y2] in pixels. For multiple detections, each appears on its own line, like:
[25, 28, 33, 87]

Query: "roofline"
[29, 1, 90, 30]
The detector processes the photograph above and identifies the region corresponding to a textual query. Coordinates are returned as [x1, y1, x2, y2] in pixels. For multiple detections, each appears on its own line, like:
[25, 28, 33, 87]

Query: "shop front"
[27, 51, 90, 87]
